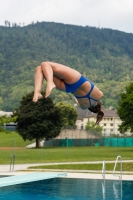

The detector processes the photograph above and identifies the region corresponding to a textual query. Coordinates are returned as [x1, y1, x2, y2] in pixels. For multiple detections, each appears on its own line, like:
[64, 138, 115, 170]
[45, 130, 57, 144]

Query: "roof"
[76, 107, 89, 119]
[76, 107, 119, 119]
[101, 109, 118, 117]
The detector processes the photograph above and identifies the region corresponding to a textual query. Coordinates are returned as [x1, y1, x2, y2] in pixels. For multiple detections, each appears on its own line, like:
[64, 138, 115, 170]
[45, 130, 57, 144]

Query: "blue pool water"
[0, 178, 133, 200]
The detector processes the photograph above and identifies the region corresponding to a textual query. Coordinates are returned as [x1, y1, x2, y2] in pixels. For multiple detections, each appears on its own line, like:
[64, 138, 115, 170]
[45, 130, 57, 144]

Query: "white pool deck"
[0, 160, 133, 181]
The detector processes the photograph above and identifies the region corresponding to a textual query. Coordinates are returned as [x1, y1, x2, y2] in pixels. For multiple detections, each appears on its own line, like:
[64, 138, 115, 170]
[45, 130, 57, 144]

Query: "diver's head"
[88, 101, 104, 125]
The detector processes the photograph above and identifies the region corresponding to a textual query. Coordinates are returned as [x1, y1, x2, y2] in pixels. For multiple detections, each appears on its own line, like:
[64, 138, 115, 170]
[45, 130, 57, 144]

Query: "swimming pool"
[0, 178, 133, 200]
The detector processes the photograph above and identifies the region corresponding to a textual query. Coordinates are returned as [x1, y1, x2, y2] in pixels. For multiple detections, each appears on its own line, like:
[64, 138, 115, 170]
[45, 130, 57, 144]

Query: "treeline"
[0, 21, 133, 111]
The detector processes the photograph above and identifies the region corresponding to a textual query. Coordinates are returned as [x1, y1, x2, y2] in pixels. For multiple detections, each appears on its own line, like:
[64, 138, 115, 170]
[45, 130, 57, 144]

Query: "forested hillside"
[0, 21, 133, 111]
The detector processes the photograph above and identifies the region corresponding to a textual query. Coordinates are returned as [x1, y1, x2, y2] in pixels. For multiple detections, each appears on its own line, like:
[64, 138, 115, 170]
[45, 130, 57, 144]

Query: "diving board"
[0, 172, 67, 188]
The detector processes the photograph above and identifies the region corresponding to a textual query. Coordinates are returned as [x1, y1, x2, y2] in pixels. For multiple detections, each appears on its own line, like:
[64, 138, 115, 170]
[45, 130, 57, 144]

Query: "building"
[0, 111, 12, 117]
[75, 107, 126, 136]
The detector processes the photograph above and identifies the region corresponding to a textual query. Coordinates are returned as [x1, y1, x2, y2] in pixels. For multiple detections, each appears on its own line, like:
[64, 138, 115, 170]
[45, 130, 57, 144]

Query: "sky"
[0, 0, 133, 34]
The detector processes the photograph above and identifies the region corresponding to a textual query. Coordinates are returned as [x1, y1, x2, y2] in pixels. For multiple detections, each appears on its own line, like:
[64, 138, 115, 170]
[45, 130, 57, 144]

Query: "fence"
[44, 128, 133, 147]
[44, 137, 133, 147]
[2, 125, 133, 147]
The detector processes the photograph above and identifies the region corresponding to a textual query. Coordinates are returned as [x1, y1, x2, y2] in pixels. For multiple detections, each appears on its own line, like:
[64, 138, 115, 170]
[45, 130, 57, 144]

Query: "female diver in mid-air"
[33, 62, 104, 125]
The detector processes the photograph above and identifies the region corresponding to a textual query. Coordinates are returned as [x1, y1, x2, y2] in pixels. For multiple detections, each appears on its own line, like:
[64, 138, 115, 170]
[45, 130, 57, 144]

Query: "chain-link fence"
[44, 128, 133, 147]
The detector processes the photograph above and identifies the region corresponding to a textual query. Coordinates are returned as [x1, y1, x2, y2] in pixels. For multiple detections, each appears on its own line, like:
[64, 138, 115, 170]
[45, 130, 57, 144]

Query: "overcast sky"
[0, 0, 133, 34]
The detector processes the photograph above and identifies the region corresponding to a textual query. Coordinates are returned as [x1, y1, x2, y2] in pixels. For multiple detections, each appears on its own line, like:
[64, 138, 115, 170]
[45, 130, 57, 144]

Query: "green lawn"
[0, 131, 133, 171]
[0, 131, 30, 147]
[29, 162, 133, 172]
[0, 144, 133, 164]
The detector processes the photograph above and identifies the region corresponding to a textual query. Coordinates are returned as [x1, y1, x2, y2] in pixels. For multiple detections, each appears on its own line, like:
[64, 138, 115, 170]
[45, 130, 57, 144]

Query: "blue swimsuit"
[64, 75, 98, 107]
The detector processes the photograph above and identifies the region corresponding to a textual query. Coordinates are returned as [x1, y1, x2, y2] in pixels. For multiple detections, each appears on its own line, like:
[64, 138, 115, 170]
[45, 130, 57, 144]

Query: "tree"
[117, 82, 133, 133]
[85, 121, 103, 137]
[0, 115, 16, 126]
[13, 91, 63, 148]
[55, 102, 78, 128]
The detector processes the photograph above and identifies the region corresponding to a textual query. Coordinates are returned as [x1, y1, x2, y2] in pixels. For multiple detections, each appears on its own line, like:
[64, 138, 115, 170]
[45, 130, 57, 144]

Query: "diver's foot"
[32, 92, 43, 102]
[45, 82, 56, 98]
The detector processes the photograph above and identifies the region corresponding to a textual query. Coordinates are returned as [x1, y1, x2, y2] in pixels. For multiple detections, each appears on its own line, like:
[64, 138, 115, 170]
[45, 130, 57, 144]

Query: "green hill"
[0, 21, 133, 111]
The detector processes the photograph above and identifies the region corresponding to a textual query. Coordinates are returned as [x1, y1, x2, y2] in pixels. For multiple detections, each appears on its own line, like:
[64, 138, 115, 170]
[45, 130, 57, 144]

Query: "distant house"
[75, 107, 129, 136]
[0, 111, 12, 117]
[0, 111, 16, 131]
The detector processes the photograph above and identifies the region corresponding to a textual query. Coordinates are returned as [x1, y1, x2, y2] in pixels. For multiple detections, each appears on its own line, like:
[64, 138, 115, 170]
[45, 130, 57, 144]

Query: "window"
[104, 124, 106, 126]
[110, 124, 113, 126]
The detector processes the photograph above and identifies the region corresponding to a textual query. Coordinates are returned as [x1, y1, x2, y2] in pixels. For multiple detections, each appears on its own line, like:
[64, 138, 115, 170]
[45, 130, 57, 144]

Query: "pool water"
[0, 178, 133, 200]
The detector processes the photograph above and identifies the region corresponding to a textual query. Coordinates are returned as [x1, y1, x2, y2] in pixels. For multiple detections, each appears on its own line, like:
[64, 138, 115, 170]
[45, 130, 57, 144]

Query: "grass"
[29, 162, 133, 172]
[0, 144, 133, 164]
[0, 131, 30, 147]
[0, 131, 133, 174]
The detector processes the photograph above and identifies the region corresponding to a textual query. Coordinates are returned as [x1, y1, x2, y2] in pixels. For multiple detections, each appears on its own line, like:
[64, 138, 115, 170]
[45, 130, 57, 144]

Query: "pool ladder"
[102, 160, 106, 180]
[102, 156, 122, 200]
[113, 155, 122, 180]
[102, 155, 122, 180]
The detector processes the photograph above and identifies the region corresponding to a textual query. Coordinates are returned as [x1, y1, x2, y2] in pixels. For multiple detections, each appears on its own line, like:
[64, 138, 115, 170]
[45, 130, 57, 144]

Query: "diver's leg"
[41, 61, 81, 84]
[41, 62, 56, 98]
[33, 66, 43, 102]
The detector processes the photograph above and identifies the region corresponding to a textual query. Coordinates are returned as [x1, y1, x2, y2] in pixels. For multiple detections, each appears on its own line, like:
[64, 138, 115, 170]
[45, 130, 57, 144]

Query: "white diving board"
[0, 172, 67, 188]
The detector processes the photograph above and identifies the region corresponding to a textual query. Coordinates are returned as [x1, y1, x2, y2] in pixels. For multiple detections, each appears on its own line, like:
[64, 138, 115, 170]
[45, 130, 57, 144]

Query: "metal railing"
[112, 155, 122, 180]
[10, 154, 15, 172]
[102, 157, 122, 200]
[102, 161, 106, 180]
[102, 161, 106, 200]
